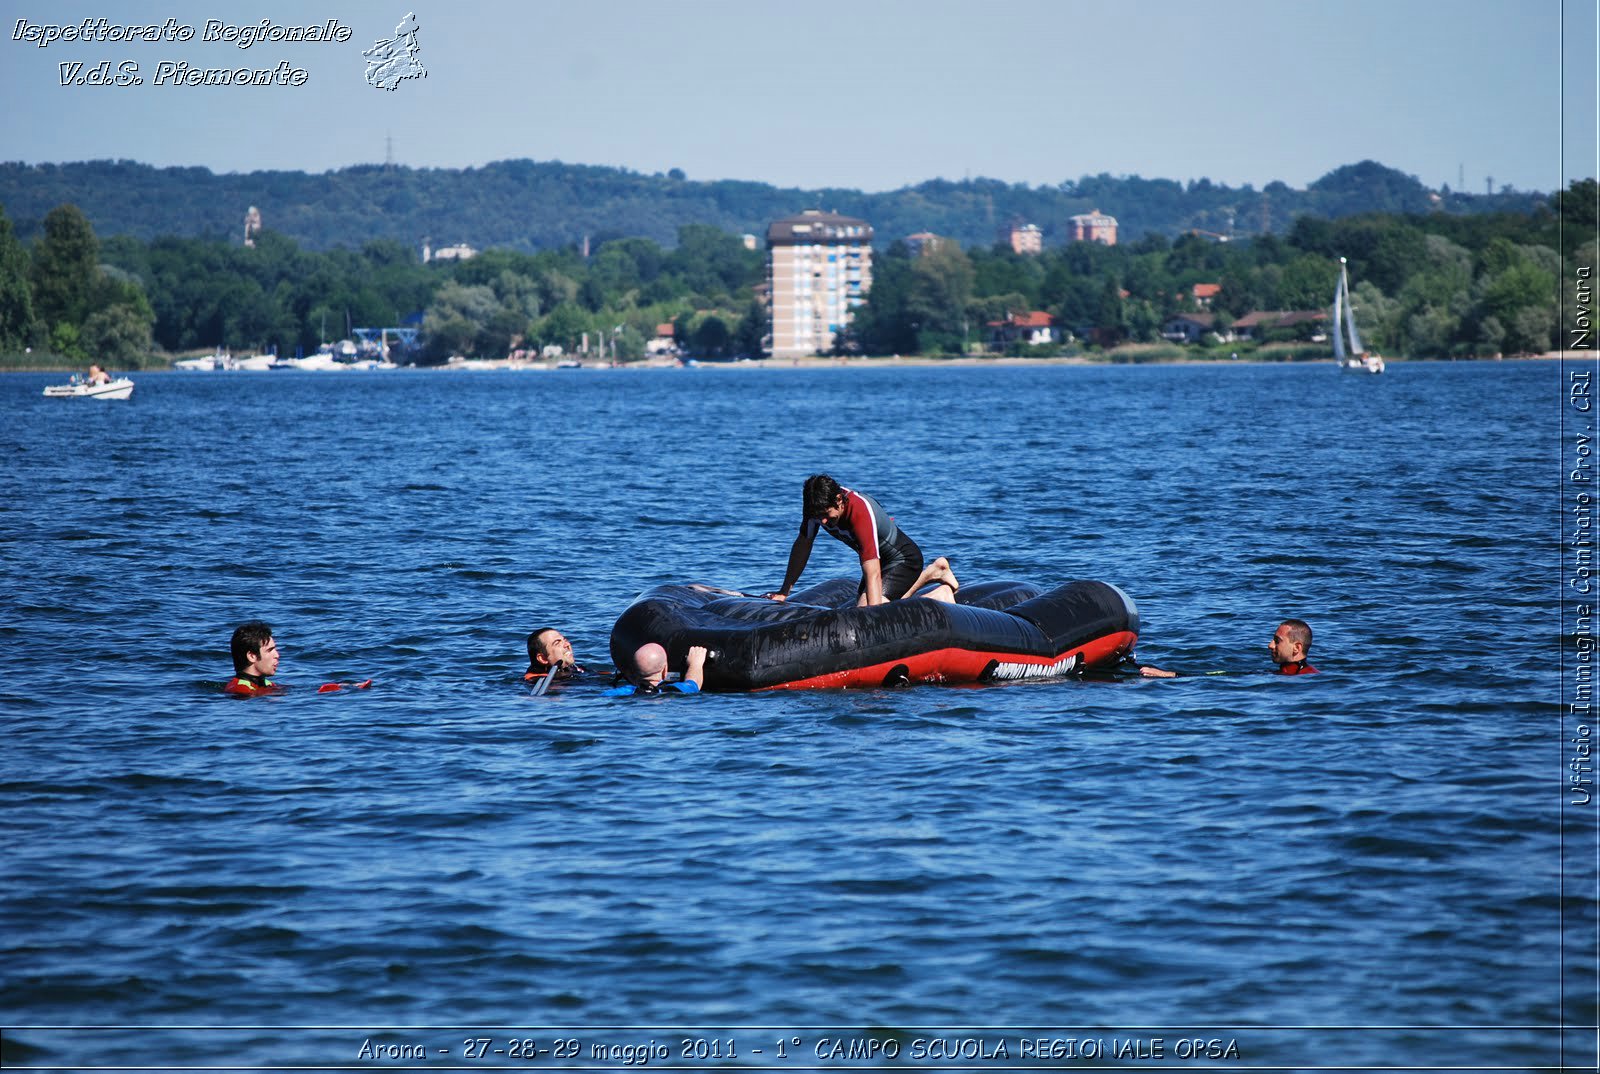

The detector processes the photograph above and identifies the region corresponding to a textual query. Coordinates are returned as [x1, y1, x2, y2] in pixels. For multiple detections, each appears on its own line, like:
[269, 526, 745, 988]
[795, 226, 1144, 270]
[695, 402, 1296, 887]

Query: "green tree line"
[0, 200, 767, 364]
[0, 158, 1553, 255]
[0, 203, 156, 364]
[852, 179, 1596, 358]
[0, 179, 1591, 365]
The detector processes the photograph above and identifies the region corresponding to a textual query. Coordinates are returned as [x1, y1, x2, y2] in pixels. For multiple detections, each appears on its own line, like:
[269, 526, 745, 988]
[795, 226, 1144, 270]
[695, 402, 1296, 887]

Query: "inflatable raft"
[609, 577, 1140, 691]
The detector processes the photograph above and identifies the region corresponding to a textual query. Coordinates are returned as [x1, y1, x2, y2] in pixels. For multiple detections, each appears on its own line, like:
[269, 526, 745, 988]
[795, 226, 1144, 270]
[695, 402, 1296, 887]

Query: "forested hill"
[0, 158, 1551, 253]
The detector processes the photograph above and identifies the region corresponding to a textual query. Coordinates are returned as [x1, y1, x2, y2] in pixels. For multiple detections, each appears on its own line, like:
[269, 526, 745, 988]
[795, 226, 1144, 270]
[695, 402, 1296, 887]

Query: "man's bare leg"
[903, 556, 959, 603]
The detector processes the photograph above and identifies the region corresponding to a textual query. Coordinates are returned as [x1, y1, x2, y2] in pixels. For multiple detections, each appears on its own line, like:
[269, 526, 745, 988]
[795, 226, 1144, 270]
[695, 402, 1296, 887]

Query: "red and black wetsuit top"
[1278, 661, 1317, 676]
[224, 674, 282, 696]
[802, 488, 911, 568]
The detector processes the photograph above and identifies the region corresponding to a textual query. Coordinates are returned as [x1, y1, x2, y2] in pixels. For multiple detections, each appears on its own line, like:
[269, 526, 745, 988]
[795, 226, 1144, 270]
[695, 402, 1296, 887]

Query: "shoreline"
[4, 352, 1578, 375]
[670, 351, 1576, 370]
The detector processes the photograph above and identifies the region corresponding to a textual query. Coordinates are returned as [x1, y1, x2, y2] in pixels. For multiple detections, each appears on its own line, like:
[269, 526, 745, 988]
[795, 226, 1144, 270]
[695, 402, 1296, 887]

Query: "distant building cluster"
[1161, 294, 1329, 345]
[992, 212, 1119, 255]
[756, 203, 1128, 357]
[1228, 310, 1326, 339]
[766, 209, 872, 359]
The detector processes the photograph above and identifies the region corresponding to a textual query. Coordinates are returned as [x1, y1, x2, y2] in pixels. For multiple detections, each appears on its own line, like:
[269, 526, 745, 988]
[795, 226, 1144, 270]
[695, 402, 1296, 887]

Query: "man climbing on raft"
[765, 473, 958, 607]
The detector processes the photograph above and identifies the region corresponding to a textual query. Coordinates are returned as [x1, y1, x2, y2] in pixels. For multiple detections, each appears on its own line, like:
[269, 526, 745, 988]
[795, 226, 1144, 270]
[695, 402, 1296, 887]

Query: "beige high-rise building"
[767, 210, 873, 358]
[1002, 222, 1043, 255]
[1069, 209, 1118, 245]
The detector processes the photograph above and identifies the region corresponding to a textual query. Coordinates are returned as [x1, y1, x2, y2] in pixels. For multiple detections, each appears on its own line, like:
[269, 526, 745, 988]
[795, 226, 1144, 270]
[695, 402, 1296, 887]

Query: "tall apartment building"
[767, 210, 873, 358]
[1069, 209, 1118, 245]
[1002, 222, 1043, 255]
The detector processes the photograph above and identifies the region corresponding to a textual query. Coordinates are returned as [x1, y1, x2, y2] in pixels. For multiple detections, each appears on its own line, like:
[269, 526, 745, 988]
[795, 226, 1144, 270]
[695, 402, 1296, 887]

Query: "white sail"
[1332, 265, 1347, 360]
[1343, 265, 1365, 355]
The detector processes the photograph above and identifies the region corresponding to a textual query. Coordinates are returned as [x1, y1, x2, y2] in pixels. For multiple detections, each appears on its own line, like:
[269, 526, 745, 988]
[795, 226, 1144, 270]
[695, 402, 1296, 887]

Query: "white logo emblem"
[364, 12, 425, 91]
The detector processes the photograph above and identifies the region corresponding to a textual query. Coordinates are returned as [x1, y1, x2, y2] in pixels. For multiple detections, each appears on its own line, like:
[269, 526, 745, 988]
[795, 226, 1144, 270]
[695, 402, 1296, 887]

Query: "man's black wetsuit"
[801, 486, 924, 600]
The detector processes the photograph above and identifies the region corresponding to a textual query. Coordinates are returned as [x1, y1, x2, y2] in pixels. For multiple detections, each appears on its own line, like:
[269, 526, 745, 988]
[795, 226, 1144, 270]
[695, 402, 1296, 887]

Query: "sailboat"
[1333, 257, 1384, 374]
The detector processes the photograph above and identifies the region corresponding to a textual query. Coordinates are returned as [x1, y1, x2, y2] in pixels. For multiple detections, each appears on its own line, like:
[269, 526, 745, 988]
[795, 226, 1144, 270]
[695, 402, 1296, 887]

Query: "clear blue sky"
[0, 0, 1593, 194]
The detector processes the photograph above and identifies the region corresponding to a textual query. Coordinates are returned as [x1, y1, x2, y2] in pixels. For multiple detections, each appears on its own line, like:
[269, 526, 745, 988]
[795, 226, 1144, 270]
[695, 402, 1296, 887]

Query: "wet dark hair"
[803, 473, 842, 519]
[1280, 618, 1313, 651]
[230, 621, 274, 675]
[527, 627, 559, 664]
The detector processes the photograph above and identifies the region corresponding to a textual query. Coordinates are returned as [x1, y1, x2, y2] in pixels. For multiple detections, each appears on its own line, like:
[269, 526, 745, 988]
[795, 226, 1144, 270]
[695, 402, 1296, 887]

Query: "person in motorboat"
[766, 474, 959, 607]
[86, 364, 112, 385]
[602, 642, 707, 696]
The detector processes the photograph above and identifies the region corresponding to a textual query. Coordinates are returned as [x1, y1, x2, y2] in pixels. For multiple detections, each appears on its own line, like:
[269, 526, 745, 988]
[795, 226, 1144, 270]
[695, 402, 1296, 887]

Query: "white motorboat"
[1333, 258, 1385, 374]
[175, 351, 276, 371]
[43, 376, 135, 400]
[271, 352, 346, 371]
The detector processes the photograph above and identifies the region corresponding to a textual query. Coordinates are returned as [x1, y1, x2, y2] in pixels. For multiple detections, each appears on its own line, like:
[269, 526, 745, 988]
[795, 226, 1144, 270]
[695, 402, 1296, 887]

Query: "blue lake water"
[0, 361, 1589, 1071]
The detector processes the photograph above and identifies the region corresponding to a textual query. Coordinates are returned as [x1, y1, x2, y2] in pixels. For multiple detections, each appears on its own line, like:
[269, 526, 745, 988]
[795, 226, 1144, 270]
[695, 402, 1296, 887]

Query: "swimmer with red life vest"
[766, 474, 959, 607]
[523, 628, 589, 695]
[1130, 617, 1319, 678]
[223, 620, 371, 696]
[1268, 618, 1317, 675]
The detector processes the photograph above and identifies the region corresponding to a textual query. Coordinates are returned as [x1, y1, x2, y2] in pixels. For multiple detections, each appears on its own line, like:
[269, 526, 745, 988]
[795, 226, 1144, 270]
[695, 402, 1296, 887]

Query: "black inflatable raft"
[608, 577, 1140, 691]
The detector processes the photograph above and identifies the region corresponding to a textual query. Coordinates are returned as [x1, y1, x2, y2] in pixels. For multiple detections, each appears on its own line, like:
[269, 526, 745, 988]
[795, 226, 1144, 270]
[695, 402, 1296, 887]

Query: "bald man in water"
[603, 642, 708, 696]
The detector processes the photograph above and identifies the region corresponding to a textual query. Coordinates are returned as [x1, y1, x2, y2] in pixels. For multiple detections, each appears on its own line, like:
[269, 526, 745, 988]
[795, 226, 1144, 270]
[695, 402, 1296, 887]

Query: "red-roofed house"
[646, 322, 679, 355]
[987, 310, 1057, 349]
[1192, 283, 1221, 308]
[1230, 310, 1328, 341]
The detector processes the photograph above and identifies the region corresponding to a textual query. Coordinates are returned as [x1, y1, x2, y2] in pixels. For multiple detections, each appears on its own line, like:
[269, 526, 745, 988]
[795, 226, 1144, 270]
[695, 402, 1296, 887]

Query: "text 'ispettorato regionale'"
[14, 18, 353, 87]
